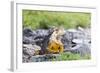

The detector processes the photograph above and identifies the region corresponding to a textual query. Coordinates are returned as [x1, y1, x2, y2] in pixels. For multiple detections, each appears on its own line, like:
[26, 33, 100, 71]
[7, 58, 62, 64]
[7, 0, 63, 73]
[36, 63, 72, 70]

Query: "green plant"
[52, 52, 91, 61]
[23, 10, 91, 29]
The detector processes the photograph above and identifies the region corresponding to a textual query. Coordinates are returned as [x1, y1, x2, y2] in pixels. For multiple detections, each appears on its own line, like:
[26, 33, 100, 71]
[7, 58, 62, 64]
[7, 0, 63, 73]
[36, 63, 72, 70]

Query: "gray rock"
[62, 28, 91, 56]
[61, 31, 72, 50]
[23, 28, 36, 37]
[33, 29, 54, 54]
[23, 36, 34, 44]
[67, 29, 85, 40]
[23, 28, 37, 44]
[35, 29, 49, 37]
[33, 29, 49, 47]
[70, 44, 91, 56]
[23, 44, 41, 62]
[22, 28, 91, 62]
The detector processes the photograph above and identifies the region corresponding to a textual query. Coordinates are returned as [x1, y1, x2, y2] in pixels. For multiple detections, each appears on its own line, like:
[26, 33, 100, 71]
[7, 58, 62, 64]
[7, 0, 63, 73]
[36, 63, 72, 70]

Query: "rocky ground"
[23, 27, 91, 62]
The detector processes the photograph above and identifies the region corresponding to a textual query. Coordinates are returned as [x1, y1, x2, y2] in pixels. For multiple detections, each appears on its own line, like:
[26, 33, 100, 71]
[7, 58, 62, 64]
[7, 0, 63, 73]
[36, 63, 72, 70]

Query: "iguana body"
[47, 27, 65, 54]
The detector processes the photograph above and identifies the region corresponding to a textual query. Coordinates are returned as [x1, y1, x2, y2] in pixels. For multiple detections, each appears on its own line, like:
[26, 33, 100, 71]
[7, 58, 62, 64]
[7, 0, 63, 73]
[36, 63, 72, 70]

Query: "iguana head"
[53, 26, 65, 36]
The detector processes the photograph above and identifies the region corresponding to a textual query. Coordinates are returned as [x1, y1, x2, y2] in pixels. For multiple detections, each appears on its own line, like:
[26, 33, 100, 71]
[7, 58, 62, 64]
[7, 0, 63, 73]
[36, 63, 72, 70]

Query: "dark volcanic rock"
[23, 36, 34, 44]
[23, 28, 36, 44]
[32, 29, 49, 46]
[23, 28, 36, 37]
[35, 29, 49, 37]
[32, 29, 54, 54]
[61, 31, 72, 50]
[23, 28, 53, 55]
[23, 28, 91, 62]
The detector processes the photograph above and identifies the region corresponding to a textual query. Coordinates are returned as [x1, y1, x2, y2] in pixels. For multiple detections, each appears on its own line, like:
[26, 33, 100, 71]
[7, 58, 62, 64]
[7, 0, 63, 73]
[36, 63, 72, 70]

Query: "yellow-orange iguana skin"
[48, 40, 64, 53]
